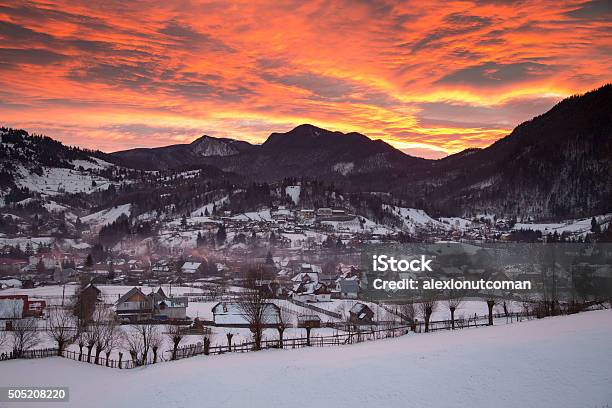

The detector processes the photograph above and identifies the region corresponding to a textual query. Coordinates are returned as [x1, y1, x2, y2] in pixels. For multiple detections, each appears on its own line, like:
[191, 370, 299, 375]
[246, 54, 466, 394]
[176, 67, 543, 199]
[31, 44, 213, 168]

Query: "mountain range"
[1, 84, 611, 220]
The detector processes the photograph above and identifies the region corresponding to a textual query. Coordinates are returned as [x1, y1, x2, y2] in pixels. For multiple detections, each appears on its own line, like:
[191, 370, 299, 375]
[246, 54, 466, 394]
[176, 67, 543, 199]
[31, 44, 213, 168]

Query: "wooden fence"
[0, 348, 58, 361]
[61, 349, 159, 369]
[170, 323, 413, 359]
[0, 311, 538, 369]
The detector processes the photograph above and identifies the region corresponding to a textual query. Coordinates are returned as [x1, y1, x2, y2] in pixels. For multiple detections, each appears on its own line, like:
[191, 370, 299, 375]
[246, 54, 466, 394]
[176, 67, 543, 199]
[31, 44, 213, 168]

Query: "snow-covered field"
[81, 204, 132, 228]
[513, 213, 612, 237]
[1, 310, 610, 408]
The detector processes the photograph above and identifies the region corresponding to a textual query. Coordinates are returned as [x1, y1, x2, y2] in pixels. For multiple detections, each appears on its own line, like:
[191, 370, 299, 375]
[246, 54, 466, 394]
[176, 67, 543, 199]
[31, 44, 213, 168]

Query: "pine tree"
[84, 254, 94, 269]
[591, 217, 601, 233]
[181, 214, 187, 228]
[216, 224, 226, 246]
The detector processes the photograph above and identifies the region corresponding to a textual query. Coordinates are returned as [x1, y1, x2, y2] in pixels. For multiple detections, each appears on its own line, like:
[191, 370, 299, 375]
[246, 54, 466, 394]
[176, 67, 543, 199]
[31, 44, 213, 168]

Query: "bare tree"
[236, 266, 272, 350]
[0, 327, 6, 350]
[46, 307, 79, 356]
[166, 325, 184, 360]
[276, 309, 289, 349]
[417, 293, 438, 333]
[484, 291, 499, 326]
[103, 326, 124, 366]
[91, 306, 120, 365]
[396, 302, 415, 325]
[10, 318, 40, 357]
[225, 329, 235, 352]
[207, 281, 226, 302]
[125, 328, 144, 366]
[83, 329, 98, 363]
[150, 328, 164, 363]
[76, 331, 85, 361]
[126, 323, 158, 365]
[201, 329, 213, 355]
[446, 290, 464, 330]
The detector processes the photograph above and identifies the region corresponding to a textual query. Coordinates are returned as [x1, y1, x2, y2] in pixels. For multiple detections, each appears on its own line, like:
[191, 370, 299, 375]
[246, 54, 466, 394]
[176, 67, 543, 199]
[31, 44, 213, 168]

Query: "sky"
[0, 0, 610, 159]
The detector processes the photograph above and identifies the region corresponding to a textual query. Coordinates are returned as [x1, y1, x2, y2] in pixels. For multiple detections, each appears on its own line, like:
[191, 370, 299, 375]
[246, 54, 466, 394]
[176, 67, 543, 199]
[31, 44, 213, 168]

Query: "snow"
[1, 310, 610, 407]
[439, 216, 473, 230]
[0, 278, 22, 288]
[71, 158, 113, 170]
[42, 201, 69, 213]
[285, 185, 300, 204]
[81, 204, 132, 228]
[0, 236, 55, 251]
[385, 205, 449, 233]
[14, 165, 113, 196]
[190, 196, 228, 217]
[231, 209, 272, 222]
[332, 161, 355, 175]
[513, 213, 612, 237]
[2, 284, 204, 306]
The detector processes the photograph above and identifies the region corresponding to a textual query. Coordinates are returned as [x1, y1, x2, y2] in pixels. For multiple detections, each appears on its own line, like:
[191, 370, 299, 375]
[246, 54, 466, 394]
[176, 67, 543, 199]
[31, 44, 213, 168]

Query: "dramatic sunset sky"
[0, 0, 610, 158]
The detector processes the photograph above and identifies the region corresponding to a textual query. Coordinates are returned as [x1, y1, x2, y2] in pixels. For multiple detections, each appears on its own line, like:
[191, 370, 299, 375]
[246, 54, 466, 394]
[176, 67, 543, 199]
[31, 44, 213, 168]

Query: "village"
[1, 183, 611, 370]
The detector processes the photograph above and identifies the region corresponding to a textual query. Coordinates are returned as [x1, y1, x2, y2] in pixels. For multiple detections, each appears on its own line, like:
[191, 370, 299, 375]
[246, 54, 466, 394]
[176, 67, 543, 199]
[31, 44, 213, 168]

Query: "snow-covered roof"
[181, 262, 202, 273]
[291, 272, 319, 283]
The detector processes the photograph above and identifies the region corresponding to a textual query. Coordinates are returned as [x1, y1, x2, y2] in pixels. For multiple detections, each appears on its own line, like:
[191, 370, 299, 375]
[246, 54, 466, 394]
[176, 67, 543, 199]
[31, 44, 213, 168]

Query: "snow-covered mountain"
[111, 135, 253, 170]
[2, 84, 610, 222]
[191, 135, 252, 157]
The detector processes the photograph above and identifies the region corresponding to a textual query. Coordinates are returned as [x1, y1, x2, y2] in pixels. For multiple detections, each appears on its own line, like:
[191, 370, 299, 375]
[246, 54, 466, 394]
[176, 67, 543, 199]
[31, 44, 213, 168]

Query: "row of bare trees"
[387, 289, 507, 333]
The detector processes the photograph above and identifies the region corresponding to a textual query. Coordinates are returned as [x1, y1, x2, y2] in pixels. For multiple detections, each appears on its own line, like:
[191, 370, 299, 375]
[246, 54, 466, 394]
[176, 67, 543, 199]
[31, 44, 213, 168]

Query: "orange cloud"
[0, 0, 610, 158]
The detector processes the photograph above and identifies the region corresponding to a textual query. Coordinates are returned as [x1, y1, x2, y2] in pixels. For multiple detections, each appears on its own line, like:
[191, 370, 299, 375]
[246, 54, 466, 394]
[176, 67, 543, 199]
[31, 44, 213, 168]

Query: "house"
[115, 287, 154, 322]
[291, 263, 322, 283]
[53, 267, 75, 283]
[156, 297, 188, 320]
[291, 271, 319, 284]
[115, 287, 188, 322]
[316, 208, 333, 217]
[349, 303, 374, 325]
[73, 283, 102, 322]
[152, 260, 173, 276]
[0, 258, 28, 275]
[181, 262, 204, 275]
[300, 209, 315, 220]
[81, 283, 102, 302]
[211, 301, 281, 327]
[335, 279, 359, 299]
[291, 280, 332, 302]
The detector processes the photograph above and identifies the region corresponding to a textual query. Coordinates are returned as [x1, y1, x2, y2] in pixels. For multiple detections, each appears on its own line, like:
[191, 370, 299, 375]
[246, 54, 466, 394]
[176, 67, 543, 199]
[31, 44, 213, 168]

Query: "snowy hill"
[0, 127, 124, 201]
[1, 310, 610, 408]
[81, 204, 132, 228]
